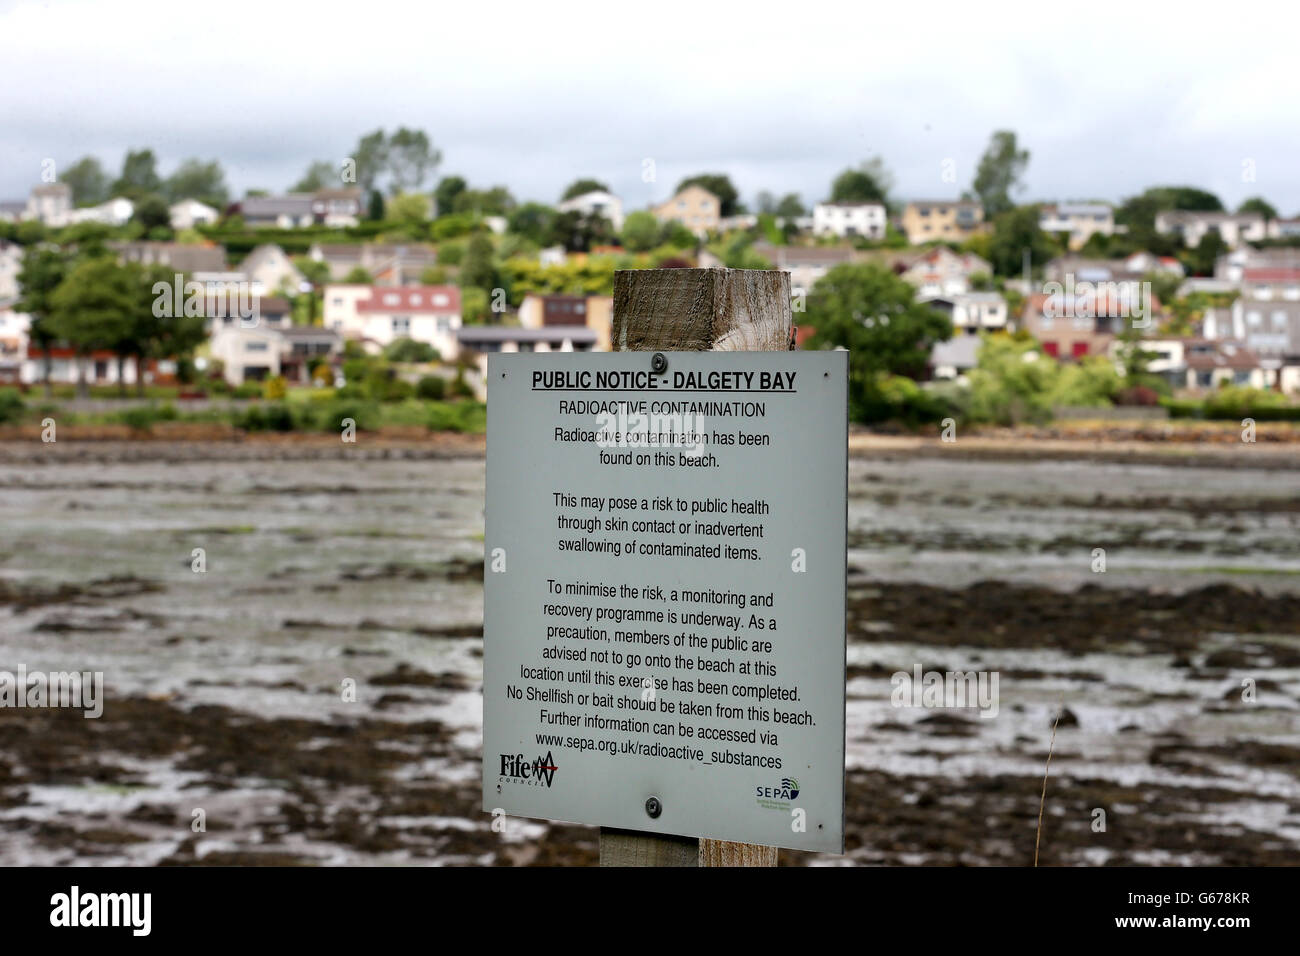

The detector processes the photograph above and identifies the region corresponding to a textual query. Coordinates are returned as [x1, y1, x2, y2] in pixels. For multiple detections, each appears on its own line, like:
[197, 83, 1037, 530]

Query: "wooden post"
[600, 267, 789, 868]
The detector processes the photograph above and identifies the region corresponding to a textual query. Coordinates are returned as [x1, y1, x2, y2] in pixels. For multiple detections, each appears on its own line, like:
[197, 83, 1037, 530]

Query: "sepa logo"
[499, 751, 559, 788]
[755, 777, 800, 808]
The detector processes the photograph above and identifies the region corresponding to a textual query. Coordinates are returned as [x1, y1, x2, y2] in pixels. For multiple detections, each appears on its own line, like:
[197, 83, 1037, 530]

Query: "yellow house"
[901, 200, 985, 245]
[653, 185, 721, 237]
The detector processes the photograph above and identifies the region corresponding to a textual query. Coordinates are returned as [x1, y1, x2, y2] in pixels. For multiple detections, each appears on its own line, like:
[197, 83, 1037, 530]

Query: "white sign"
[483, 350, 846, 852]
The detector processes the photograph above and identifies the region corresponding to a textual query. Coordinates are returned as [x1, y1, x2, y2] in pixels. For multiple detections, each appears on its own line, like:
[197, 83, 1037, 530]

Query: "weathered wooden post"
[602, 267, 789, 868]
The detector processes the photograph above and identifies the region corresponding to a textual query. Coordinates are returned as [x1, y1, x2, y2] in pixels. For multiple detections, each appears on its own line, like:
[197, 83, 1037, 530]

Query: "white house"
[1038, 203, 1117, 250]
[67, 196, 134, 227]
[0, 240, 22, 302]
[812, 201, 886, 239]
[557, 190, 624, 232]
[1155, 211, 1267, 249]
[922, 292, 1008, 332]
[26, 183, 73, 227]
[170, 199, 220, 230]
[323, 284, 462, 359]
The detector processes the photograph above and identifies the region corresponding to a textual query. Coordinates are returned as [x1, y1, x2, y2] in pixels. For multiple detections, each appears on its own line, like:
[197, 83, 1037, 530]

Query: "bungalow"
[111, 241, 229, 274]
[239, 244, 306, 295]
[310, 188, 363, 228]
[169, 199, 220, 230]
[322, 284, 461, 358]
[456, 325, 597, 374]
[928, 334, 982, 382]
[308, 243, 438, 284]
[237, 194, 315, 229]
[923, 292, 1008, 332]
[26, 183, 73, 227]
[749, 243, 860, 297]
[69, 197, 134, 227]
[1154, 211, 1267, 249]
[209, 323, 340, 386]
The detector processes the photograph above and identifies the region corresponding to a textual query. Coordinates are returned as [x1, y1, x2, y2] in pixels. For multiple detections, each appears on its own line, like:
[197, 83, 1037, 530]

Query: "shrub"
[1115, 385, 1161, 406]
[0, 388, 25, 425]
[119, 403, 178, 432]
[317, 399, 379, 433]
[1204, 385, 1288, 419]
[416, 375, 446, 400]
[449, 369, 475, 399]
[238, 403, 294, 432]
[384, 338, 440, 363]
[427, 401, 486, 432]
[263, 375, 287, 401]
[232, 382, 262, 399]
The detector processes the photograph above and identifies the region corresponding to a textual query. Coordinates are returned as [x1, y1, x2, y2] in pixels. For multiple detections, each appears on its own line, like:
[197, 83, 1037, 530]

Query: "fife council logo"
[755, 777, 800, 810]
[499, 751, 559, 788]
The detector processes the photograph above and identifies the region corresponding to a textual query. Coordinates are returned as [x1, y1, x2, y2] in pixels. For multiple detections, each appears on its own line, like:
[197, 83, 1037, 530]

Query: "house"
[928, 334, 982, 382]
[900, 199, 984, 245]
[0, 306, 29, 383]
[68, 197, 134, 227]
[557, 189, 624, 232]
[1154, 211, 1267, 249]
[308, 243, 438, 284]
[111, 241, 229, 274]
[1020, 290, 1139, 360]
[237, 194, 315, 229]
[1268, 218, 1300, 240]
[322, 284, 461, 358]
[1215, 246, 1300, 284]
[1038, 203, 1117, 250]
[923, 292, 1008, 332]
[653, 185, 721, 237]
[0, 200, 25, 223]
[1240, 267, 1300, 304]
[26, 183, 73, 227]
[1123, 251, 1184, 277]
[812, 202, 886, 240]
[239, 244, 306, 295]
[750, 243, 860, 297]
[517, 293, 613, 350]
[206, 294, 331, 385]
[1113, 337, 1269, 391]
[902, 247, 993, 297]
[203, 294, 292, 333]
[455, 325, 597, 374]
[309, 188, 363, 228]
[0, 240, 22, 302]
[170, 199, 220, 230]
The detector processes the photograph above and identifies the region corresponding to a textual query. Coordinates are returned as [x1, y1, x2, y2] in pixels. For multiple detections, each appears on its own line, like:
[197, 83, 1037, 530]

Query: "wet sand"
[0, 441, 1297, 865]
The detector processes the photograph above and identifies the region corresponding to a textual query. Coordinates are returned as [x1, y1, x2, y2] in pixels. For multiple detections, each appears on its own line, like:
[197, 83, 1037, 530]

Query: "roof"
[111, 241, 228, 273]
[240, 195, 313, 217]
[356, 286, 461, 314]
[31, 183, 71, 198]
[457, 326, 597, 344]
[906, 199, 982, 209]
[1185, 344, 1262, 370]
[1243, 268, 1300, 282]
[279, 326, 339, 341]
[930, 334, 981, 369]
[817, 200, 884, 208]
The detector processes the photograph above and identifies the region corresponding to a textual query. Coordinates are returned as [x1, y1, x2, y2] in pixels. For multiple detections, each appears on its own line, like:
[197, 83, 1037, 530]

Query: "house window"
[1273, 311, 1288, 329]
[433, 294, 449, 306]
[1072, 342, 1089, 358]
[392, 317, 411, 335]
[246, 341, 268, 352]
[1043, 341, 1060, 357]
[1248, 311, 1262, 326]
[436, 317, 450, 332]
[384, 294, 400, 305]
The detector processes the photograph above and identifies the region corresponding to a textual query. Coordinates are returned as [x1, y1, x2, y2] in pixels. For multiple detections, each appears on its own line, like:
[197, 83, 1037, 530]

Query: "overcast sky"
[2, 0, 1297, 214]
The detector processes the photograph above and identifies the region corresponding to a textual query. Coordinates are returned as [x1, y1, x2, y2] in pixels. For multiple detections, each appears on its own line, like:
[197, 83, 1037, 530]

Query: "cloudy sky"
[2, 0, 1297, 213]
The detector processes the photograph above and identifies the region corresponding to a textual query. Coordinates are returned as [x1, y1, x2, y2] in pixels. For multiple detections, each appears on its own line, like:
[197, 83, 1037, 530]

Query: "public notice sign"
[483, 350, 847, 853]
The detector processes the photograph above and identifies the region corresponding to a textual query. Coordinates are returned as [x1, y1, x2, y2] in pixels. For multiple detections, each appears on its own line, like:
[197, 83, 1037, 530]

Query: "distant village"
[2, 146, 1299, 410]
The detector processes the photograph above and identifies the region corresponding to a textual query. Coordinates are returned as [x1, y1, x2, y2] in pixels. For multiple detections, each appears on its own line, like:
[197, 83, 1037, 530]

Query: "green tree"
[131, 194, 172, 233]
[292, 160, 336, 193]
[507, 202, 557, 244]
[459, 232, 498, 291]
[112, 149, 163, 200]
[561, 178, 610, 200]
[775, 193, 806, 218]
[16, 246, 71, 396]
[621, 210, 661, 252]
[165, 158, 229, 207]
[1183, 230, 1227, 276]
[830, 158, 892, 205]
[451, 186, 516, 216]
[367, 189, 385, 221]
[972, 131, 1029, 218]
[802, 262, 953, 420]
[63, 157, 110, 206]
[1139, 186, 1223, 212]
[386, 127, 440, 193]
[547, 210, 612, 252]
[675, 174, 740, 217]
[987, 204, 1054, 276]
[352, 129, 388, 195]
[343, 266, 374, 284]
[134, 263, 206, 396]
[48, 257, 136, 398]
[434, 175, 467, 216]
[1238, 196, 1278, 221]
[386, 192, 432, 225]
